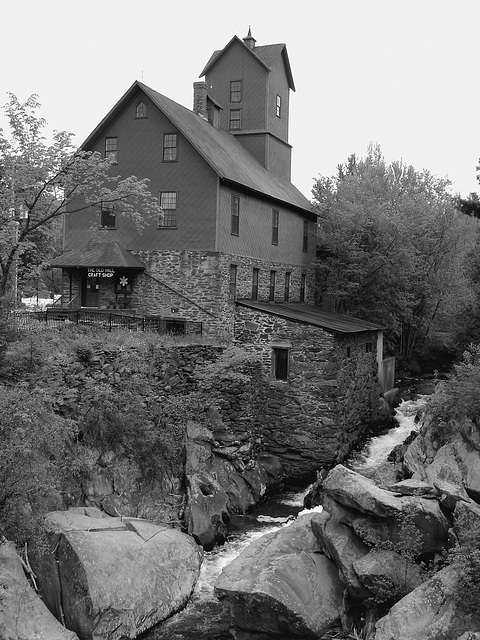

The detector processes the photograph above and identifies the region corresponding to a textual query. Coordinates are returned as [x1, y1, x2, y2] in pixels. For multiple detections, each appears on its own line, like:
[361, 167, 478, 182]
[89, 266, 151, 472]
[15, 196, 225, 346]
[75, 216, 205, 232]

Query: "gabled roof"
[236, 300, 385, 334]
[199, 35, 295, 91]
[81, 81, 314, 217]
[49, 242, 145, 269]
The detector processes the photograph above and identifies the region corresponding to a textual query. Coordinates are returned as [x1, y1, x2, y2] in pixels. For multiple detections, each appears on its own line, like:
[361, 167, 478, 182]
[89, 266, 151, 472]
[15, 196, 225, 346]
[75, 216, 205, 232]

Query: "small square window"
[366, 341, 373, 353]
[229, 109, 241, 130]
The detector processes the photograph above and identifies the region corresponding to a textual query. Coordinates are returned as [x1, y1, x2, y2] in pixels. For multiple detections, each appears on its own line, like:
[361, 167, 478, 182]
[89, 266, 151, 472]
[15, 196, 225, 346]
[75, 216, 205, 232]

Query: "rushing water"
[146, 396, 428, 639]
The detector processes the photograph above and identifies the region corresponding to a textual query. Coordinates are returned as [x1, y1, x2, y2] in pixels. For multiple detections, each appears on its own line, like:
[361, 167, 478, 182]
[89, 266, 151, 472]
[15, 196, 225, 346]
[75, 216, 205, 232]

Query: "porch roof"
[236, 300, 385, 334]
[49, 242, 145, 270]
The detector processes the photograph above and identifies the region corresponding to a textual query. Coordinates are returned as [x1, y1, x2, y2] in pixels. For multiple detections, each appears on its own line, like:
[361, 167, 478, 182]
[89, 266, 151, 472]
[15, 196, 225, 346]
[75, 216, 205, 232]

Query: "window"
[303, 220, 309, 252]
[105, 137, 118, 162]
[252, 268, 259, 301]
[231, 195, 240, 235]
[159, 191, 177, 227]
[276, 94, 282, 118]
[346, 346, 351, 358]
[366, 341, 373, 353]
[272, 209, 279, 245]
[229, 264, 237, 300]
[272, 347, 289, 381]
[100, 203, 116, 229]
[166, 319, 186, 335]
[163, 133, 177, 162]
[135, 101, 147, 118]
[230, 80, 242, 102]
[284, 272, 291, 302]
[300, 273, 306, 302]
[269, 271, 276, 302]
[229, 109, 241, 130]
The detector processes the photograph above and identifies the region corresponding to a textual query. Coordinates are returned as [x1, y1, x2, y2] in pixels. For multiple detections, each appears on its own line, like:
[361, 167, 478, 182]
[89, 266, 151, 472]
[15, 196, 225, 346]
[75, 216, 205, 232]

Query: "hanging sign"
[87, 268, 115, 278]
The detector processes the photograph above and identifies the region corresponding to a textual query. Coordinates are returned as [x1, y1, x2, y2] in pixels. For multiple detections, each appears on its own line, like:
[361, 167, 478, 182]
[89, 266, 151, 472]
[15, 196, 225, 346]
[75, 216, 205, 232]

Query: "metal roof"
[49, 242, 146, 269]
[81, 81, 314, 217]
[236, 300, 384, 334]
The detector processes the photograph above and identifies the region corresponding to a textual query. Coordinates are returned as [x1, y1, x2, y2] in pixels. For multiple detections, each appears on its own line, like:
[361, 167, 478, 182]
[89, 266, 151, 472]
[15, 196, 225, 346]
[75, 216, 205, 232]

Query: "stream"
[145, 394, 428, 640]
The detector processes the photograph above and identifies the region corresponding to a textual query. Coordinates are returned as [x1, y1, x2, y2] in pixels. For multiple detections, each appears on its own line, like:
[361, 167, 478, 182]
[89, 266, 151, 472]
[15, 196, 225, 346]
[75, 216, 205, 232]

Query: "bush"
[428, 343, 480, 421]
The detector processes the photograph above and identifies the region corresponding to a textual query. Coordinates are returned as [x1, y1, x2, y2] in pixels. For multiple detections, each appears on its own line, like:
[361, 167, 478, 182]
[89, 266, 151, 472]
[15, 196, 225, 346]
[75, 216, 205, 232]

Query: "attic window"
[230, 80, 242, 103]
[135, 101, 147, 118]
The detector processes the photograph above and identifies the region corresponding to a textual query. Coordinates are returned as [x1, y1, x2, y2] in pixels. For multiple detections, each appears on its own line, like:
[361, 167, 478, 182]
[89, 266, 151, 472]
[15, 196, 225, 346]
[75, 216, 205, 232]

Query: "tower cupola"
[243, 27, 256, 50]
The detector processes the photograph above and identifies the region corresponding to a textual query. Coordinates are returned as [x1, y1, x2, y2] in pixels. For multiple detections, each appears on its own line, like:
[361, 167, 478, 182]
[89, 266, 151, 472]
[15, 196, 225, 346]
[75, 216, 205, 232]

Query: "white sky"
[2, 0, 479, 200]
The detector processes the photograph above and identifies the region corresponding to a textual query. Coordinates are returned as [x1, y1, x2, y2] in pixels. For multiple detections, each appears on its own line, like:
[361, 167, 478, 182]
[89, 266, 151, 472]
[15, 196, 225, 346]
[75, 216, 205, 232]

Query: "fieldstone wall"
[234, 305, 381, 476]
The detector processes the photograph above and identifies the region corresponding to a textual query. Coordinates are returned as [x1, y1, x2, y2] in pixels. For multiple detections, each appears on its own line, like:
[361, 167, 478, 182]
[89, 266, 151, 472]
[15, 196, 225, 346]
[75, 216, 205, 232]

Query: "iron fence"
[11, 309, 202, 336]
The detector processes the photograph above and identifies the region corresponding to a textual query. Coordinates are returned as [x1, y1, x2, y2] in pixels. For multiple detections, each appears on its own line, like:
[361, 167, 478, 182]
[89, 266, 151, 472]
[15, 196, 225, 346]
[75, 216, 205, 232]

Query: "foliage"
[0, 93, 162, 300]
[428, 343, 480, 422]
[0, 385, 76, 544]
[312, 144, 475, 365]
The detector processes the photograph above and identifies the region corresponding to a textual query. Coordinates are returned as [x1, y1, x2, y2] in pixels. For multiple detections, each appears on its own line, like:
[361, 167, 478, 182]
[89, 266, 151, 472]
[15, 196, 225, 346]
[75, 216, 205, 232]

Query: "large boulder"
[310, 510, 371, 599]
[215, 513, 344, 637]
[33, 508, 202, 640]
[352, 549, 424, 603]
[322, 465, 450, 554]
[374, 564, 461, 640]
[0, 540, 79, 640]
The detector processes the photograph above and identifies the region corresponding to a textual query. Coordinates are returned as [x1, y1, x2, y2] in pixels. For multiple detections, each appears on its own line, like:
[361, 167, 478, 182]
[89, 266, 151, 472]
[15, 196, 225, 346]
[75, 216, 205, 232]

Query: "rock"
[185, 472, 230, 549]
[311, 510, 372, 599]
[352, 549, 424, 603]
[215, 513, 344, 637]
[322, 465, 450, 554]
[374, 564, 461, 640]
[433, 479, 470, 511]
[0, 540, 79, 640]
[383, 479, 435, 496]
[33, 510, 202, 640]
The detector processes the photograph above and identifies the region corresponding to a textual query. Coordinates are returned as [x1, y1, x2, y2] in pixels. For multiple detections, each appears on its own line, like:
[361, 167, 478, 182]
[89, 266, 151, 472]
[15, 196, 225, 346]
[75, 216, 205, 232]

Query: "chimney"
[193, 81, 208, 120]
[243, 26, 256, 50]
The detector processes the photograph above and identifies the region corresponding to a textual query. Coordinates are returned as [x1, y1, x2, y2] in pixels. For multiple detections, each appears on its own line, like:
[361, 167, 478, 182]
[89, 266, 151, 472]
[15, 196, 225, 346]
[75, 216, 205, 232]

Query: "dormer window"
[230, 80, 242, 103]
[276, 94, 282, 118]
[135, 101, 147, 118]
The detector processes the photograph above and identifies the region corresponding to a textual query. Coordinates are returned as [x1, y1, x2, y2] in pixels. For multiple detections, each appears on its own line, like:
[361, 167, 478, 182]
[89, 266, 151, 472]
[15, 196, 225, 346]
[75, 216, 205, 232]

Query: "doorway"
[82, 276, 100, 307]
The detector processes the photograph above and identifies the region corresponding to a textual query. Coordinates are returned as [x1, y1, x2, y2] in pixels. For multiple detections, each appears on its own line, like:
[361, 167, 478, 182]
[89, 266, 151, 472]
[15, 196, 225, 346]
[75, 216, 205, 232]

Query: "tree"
[312, 144, 475, 365]
[0, 93, 162, 300]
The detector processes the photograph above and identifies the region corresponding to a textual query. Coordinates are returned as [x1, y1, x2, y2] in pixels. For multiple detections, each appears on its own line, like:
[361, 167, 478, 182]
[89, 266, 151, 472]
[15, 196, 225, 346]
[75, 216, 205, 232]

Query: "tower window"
[159, 191, 177, 227]
[272, 209, 279, 245]
[105, 137, 118, 162]
[231, 195, 240, 235]
[229, 109, 241, 130]
[230, 80, 242, 102]
[163, 133, 178, 162]
[276, 94, 282, 118]
[135, 101, 147, 118]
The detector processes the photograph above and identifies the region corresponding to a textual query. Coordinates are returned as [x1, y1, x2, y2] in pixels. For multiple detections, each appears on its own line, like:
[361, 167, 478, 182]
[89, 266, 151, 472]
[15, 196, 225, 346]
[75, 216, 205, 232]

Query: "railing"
[10, 309, 202, 336]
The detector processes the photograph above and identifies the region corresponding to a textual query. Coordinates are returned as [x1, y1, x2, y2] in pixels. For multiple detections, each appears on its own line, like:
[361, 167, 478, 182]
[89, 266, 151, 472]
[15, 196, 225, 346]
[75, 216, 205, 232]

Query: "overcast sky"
[2, 0, 479, 200]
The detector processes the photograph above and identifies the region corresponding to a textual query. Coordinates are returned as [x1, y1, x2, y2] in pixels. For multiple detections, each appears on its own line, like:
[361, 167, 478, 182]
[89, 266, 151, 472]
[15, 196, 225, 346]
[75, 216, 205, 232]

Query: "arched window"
[135, 101, 147, 119]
